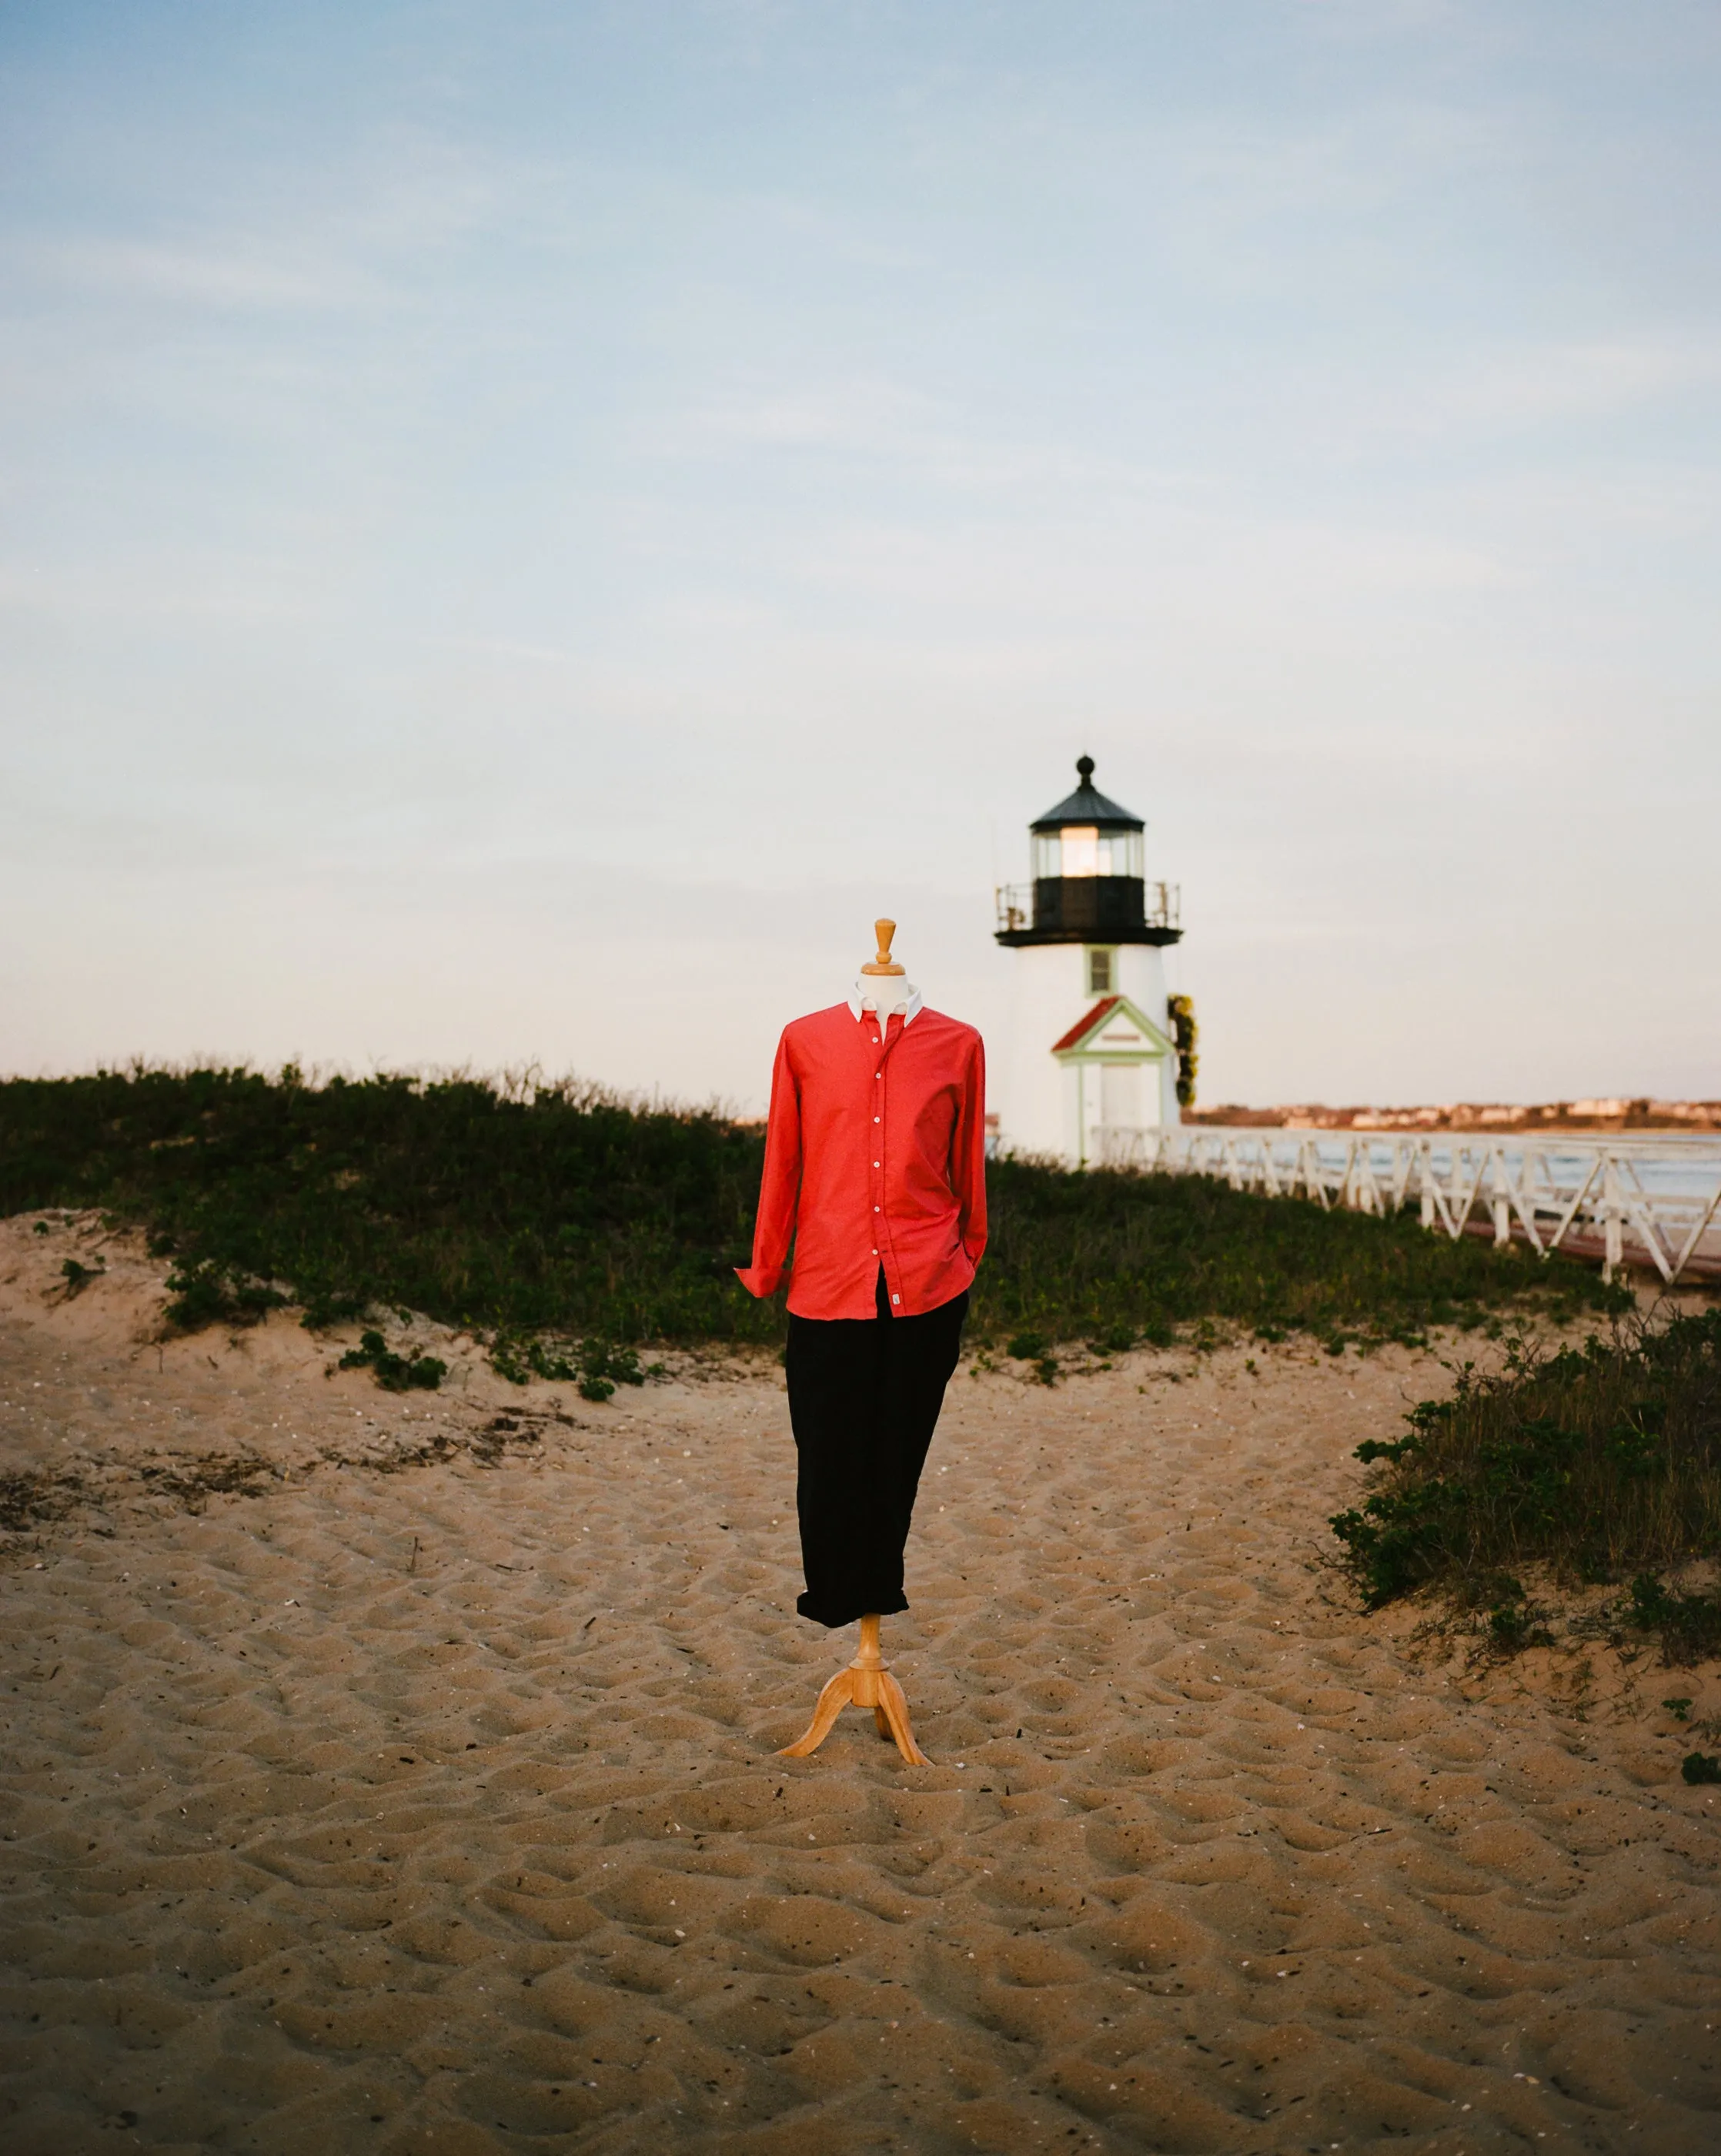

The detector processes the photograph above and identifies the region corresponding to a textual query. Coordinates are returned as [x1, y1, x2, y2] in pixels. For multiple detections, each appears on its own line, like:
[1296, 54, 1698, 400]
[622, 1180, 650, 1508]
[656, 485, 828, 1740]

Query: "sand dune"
[2, 1211, 1718, 2153]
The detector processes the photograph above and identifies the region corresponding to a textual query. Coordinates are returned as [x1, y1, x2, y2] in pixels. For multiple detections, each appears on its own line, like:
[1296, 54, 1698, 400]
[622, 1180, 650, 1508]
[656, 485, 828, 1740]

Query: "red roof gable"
[1051, 996, 1121, 1055]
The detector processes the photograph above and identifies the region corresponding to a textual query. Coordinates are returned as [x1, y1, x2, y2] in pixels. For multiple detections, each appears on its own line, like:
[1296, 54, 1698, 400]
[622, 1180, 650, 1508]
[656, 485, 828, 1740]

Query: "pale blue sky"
[4, 1, 1718, 1108]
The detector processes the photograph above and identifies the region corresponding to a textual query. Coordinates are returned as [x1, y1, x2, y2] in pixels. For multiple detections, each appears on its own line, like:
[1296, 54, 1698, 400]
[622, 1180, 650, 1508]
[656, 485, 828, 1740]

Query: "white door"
[1099, 1061, 1146, 1156]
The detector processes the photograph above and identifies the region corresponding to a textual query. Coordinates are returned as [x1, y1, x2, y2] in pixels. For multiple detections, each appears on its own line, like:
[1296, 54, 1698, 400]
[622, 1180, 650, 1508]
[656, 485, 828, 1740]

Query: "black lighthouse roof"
[1029, 755, 1143, 833]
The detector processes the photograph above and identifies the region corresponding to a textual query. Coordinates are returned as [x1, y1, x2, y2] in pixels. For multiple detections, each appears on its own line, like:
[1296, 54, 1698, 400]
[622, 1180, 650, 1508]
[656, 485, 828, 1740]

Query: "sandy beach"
[2, 1210, 1718, 2154]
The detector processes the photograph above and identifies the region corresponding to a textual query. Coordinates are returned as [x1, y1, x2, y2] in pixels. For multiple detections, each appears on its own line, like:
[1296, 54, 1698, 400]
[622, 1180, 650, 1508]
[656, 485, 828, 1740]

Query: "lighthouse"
[993, 756, 1185, 1165]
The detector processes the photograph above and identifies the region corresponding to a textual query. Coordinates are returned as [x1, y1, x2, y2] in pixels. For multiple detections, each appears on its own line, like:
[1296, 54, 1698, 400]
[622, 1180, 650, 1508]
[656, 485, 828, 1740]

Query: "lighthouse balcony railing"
[994, 880, 1180, 936]
[1084, 1125, 1721, 1285]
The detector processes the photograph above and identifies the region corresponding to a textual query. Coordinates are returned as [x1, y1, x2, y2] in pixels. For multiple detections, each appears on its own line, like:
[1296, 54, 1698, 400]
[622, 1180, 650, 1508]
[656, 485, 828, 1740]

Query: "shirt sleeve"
[734, 1028, 802, 1298]
[954, 1030, 988, 1267]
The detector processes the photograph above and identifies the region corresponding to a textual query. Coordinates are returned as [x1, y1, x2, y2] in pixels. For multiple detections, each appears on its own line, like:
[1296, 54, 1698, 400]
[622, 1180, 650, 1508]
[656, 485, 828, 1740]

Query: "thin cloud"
[15, 235, 372, 312]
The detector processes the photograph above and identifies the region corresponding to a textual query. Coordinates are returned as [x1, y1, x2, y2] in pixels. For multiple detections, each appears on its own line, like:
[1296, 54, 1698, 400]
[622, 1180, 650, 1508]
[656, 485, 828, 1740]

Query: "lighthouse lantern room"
[994, 756, 1184, 1166]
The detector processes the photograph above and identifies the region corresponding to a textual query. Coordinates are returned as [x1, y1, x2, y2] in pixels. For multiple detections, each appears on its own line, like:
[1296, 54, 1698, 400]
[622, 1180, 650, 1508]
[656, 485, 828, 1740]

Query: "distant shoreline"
[1188, 1098, 1721, 1133]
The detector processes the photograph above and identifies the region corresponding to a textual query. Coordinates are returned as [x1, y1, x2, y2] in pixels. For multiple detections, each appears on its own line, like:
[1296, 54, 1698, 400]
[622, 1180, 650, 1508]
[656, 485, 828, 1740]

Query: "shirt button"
[871, 1247, 877, 1255]
[874, 1205, 880, 1212]
[873, 1116, 880, 1123]
[873, 1161, 880, 1167]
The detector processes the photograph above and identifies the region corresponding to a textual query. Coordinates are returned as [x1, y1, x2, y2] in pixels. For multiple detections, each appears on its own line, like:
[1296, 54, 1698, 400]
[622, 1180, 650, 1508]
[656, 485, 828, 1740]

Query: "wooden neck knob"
[860, 918, 904, 977]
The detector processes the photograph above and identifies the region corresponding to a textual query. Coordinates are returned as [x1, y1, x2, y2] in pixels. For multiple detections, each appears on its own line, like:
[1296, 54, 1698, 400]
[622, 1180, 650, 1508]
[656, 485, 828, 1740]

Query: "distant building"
[992, 757, 1183, 1164]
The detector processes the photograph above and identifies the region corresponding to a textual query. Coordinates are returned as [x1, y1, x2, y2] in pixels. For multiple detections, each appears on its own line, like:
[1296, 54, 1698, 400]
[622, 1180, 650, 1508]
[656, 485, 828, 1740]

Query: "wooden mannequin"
[854, 915, 917, 1032]
[779, 1613, 930, 1766]
[779, 919, 932, 1769]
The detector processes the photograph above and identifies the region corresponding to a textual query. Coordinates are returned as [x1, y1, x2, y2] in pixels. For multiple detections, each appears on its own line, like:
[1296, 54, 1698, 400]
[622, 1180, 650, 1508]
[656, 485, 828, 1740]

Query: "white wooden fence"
[1094, 1125, 1721, 1285]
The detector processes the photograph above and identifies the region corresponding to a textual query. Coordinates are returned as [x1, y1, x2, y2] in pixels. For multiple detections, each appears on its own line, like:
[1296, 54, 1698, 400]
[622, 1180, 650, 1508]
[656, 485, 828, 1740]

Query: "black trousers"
[784, 1269, 969, 1629]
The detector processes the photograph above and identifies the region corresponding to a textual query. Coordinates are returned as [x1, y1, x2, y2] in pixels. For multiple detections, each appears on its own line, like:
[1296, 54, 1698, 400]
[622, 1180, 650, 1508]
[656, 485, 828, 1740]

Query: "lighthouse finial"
[1076, 754, 1094, 783]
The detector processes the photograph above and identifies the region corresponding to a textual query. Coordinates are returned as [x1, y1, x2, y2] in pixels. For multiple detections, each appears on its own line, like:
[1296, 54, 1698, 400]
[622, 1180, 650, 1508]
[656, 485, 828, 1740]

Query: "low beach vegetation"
[487, 1331, 657, 1402]
[977, 1153, 1622, 1349]
[3, 1065, 1623, 1362]
[336, 1329, 449, 1393]
[3, 1065, 767, 1345]
[1331, 1309, 1721, 1666]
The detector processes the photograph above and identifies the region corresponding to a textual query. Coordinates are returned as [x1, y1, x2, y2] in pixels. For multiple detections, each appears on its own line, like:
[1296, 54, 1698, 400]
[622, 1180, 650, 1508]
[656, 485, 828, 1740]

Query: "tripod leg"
[877, 1670, 931, 1767]
[874, 1704, 892, 1739]
[777, 1668, 855, 1758]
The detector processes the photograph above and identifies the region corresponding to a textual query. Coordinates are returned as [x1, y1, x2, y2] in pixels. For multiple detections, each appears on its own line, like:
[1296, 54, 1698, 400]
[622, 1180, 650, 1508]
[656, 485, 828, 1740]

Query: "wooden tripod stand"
[778, 1614, 931, 1767]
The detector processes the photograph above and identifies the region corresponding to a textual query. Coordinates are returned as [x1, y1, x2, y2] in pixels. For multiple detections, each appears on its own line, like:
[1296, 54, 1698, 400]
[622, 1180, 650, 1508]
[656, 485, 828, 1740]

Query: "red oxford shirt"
[735, 1000, 987, 1319]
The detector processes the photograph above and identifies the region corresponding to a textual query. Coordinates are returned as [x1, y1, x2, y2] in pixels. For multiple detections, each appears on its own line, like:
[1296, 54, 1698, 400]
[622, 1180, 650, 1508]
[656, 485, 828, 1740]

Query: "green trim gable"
[1051, 993, 1174, 1063]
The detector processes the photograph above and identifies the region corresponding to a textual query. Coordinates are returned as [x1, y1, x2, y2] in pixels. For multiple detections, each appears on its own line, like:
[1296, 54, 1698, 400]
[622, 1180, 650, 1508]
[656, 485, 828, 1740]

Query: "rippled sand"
[2, 1212, 1719, 2154]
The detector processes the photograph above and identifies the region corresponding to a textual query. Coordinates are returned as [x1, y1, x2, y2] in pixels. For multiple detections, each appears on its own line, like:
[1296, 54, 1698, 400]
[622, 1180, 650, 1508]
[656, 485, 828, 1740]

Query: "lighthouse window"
[1102, 830, 1144, 878]
[1087, 947, 1114, 994]
[1034, 827, 1145, 877]
[1060, 826, 1100, 877]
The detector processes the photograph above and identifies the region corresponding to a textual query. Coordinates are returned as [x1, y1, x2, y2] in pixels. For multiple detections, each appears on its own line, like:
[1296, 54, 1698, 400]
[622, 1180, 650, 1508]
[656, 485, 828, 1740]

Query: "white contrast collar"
[847, 985, 923, 1027]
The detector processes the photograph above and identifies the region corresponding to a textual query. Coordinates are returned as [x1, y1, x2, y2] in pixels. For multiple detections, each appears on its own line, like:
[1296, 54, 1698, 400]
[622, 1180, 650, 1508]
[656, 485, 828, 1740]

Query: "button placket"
[869, 1014, 907, 1313]
[873, 1036, 886, 1296]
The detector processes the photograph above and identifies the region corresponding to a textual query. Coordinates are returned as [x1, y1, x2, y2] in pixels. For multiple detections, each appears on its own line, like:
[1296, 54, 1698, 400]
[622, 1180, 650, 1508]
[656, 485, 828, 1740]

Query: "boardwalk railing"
[1092, 1125, 1721, 1285]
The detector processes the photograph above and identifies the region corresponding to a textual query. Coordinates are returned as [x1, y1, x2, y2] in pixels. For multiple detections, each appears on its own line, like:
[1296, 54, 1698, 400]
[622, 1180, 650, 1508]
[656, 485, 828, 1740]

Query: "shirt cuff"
[734, 1265, 784, 1298]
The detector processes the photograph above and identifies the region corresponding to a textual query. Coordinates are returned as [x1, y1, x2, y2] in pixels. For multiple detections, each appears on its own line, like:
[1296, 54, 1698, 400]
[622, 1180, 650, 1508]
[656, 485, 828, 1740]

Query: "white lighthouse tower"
[993, 755, 1185, 1166]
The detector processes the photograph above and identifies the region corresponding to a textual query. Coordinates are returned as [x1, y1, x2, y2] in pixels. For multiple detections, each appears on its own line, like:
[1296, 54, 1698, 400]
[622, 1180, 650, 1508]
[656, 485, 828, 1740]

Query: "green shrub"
[1, 1065, 769, 1345]
[337, 1328, 446, 1392]
[1331, 1310, 1721, 1661]
[489, 1331, 650, 1402]
[1626, 1573, 1721, 1665]
[163, 1258, 288, 1332]
[58, 1256, 105, 1295]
